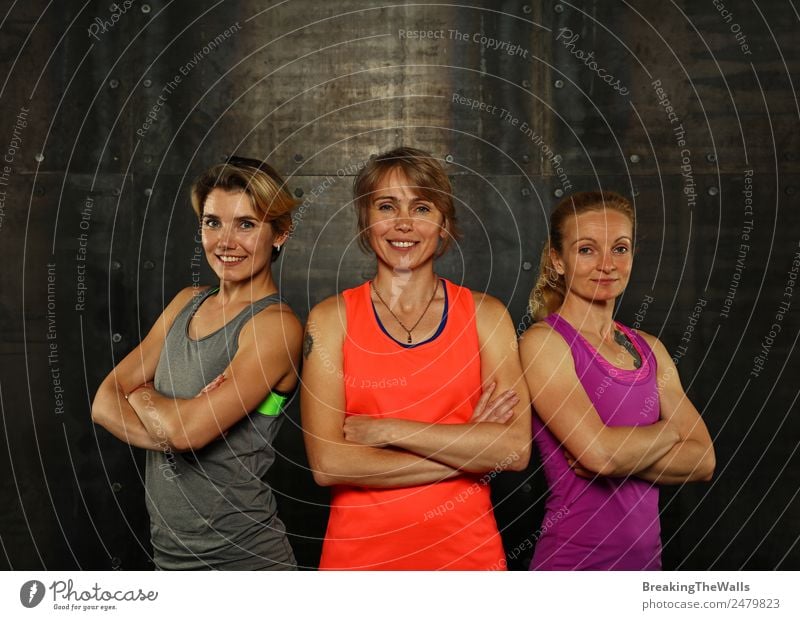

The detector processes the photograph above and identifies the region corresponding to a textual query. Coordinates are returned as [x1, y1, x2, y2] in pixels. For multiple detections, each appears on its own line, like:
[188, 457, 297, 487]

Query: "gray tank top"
[145, 286, 296, 570]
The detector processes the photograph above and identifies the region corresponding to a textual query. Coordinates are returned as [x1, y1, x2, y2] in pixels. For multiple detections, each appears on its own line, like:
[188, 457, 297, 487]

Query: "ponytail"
[529, 240, 566, 321]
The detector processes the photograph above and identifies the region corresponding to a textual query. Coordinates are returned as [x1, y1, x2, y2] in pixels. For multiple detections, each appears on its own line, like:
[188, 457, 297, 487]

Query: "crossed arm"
[92, 287, 302, 452]
[519, 323, 714, 483]
[300, 293, 531, 489]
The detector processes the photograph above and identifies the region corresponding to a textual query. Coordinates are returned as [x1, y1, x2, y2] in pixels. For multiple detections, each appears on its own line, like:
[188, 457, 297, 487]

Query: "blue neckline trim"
[371, 278, 449, 348]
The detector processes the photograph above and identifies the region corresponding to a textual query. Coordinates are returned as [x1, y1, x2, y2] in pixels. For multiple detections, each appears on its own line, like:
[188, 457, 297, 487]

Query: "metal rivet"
[521, 187, 530, 197]
[294, 153, 303, 163]
[554, 79, 564, 89]
[111, 557, 122, 569]
[522, 483, 532, 493]
[554, 188, 564, 198]
[707, 186, 719, 196]
[143, 260, 155, 270]
[555, 3, 564, 12]
[445, 154, 454, 164]
[143, 79, 152, 88]
[629, 153, 641, 164]
[144, 188, 153, 197]
[522, 79, 531, 88]
[111, 482, 122, 493]
[111, 333, 123, 343]
[294, 188, 304, 198]
[522, 261, 532, 271]
[144, 155, 152, 163]
[35, 153, 45, 163]
[141, 4, 151, 13]
[111, 260, 122, 270]
[112, 188, 121, 196]
[109, 78, 119, 89]
[706, 153, 717, 163]
[522, 5, 532, 14]
[521, 154, 530, 163]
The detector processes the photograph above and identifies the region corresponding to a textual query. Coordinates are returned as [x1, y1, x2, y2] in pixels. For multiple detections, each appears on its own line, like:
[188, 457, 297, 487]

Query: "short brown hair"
[353, 147, 461, 258]
[530, 190, 635, 320]
[191, 156, 299, 238]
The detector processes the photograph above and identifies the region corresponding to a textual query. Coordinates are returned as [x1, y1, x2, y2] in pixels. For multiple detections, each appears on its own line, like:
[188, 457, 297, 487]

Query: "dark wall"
[0, 0, 797, 570]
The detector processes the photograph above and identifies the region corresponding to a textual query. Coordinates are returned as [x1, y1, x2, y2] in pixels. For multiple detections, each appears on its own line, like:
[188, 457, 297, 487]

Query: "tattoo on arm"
[303, 332, 314, 359]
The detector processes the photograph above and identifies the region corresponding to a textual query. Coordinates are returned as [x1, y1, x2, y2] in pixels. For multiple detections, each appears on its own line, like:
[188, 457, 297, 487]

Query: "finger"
[486, 396, 519, 423]
[487, 390, 519, 413]
[484, 390, 517, 419]
[470, 383, 497, 422]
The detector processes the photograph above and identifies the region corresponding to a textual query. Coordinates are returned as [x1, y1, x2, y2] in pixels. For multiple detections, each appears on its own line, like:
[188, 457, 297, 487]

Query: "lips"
[388, 240, 418, 249]
[217, 255, 246, 264]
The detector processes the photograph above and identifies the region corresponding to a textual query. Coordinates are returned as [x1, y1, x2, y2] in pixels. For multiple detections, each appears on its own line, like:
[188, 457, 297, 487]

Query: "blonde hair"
[530, 191, 635, 320]
[353, 146, 462, 258]
[191, 157, 300, 260]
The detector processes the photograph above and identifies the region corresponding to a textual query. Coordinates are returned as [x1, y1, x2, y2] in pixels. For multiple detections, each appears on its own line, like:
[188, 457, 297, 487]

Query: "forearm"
[585, 421, 680, 477]
[634, 439, 715, 484]
[382, 419, 527, 473]
[91, 386, 164, 450]
[311, 444, 462, 488]
[127, 388, 189, 451]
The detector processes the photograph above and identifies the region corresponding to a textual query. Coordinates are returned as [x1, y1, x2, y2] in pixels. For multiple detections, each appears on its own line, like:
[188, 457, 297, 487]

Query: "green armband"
[256, 392, 288, 416]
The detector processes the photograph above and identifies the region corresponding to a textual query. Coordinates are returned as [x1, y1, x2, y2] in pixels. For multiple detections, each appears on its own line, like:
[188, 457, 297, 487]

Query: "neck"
[373, 262, 438, 309]
[215, 271, 277, 305]
[557, 294, 617, 339]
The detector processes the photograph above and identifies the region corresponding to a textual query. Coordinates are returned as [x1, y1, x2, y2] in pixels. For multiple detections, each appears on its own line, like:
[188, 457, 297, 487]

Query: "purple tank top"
[529, 313, 662, 570]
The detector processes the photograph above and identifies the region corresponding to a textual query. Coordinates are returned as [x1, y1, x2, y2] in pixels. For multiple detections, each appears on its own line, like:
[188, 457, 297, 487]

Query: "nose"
[211, 225, 237, 249]
[394, 212, 413, 232]
[597, 250, 616, 272]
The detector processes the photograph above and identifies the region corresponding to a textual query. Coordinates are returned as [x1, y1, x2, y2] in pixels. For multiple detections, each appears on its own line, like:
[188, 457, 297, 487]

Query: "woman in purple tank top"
[518, 191, 715, 570]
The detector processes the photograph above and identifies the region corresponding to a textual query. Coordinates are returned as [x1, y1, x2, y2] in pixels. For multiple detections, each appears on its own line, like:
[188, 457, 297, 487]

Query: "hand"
[197, 373, 226, 397]
[343, 415, 390, 447]
[564, 449, 594, 479]
[470, 382, 519, 424]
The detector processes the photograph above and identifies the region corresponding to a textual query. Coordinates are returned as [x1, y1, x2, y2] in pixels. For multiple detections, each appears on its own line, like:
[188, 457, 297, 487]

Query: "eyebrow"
[571, 235, 632, 246]
[372, 193, 432, 203]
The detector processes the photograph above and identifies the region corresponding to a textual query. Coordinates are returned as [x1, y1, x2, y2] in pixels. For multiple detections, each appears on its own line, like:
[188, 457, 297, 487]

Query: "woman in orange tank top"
[300, 147, 532, 570]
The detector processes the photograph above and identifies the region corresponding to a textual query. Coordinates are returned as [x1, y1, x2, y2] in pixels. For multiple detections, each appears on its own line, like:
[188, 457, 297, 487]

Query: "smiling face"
[200, 188, 286, 282]
[366, 168, 448, 271]
[551, 208, 634, 303]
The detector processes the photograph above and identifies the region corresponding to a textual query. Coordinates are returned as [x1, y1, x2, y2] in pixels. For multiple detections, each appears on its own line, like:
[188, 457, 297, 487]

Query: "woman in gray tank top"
[92, 157, 302, 570]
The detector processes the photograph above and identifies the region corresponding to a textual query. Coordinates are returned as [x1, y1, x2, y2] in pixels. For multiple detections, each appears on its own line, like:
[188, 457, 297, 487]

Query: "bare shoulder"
[631, 328, 670, 359]
[470, 291, 512, 326]
[308, 293, 347, 327]
[241, 301, 303, 346]
[518, 320, 570, 363]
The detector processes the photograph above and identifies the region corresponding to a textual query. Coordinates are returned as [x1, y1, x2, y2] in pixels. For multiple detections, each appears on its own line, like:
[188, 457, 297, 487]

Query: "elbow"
[506, 439, 532, 472]
[311, 469, 336, 487]
[577, 446, 623, 477]
[308, 453, 340, 487]
[697, 448, 716, 482]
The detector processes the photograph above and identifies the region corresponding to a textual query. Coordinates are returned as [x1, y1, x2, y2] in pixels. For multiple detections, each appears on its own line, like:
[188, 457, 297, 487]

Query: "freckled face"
[200, 188, 285, 282]
[366, 168, 447, 270]
[551, 209, 634, 303]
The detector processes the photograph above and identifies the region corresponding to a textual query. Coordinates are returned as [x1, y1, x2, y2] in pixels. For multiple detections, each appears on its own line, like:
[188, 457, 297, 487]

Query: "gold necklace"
[371, 278, 440, 344]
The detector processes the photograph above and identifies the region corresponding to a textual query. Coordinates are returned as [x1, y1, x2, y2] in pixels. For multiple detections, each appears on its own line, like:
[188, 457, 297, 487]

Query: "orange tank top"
[319, 278, 506, 570]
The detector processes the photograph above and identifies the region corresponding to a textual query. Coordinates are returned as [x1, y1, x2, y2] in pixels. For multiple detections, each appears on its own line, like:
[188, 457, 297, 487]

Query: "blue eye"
[613, 246, 629, 254]
[240, 220, 255, 229]
[578, 246, 592, 254]
[415, 204, 432, 214]
[203, 217, 220, 228]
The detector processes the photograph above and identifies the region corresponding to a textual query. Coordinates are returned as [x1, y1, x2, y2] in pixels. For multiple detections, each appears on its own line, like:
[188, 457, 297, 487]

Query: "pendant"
[407, 334, 412, 344]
